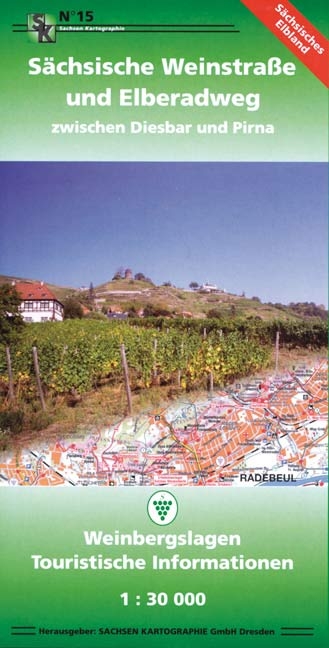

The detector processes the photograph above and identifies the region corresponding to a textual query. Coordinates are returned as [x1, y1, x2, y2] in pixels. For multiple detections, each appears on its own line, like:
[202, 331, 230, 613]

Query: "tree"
[207, 308, 223, 319]
[63, 297, 84, 319]
[143, 303, 172, 317]
[134, 272, 146, 281]
[0, 283, 25, 345]
[189, 281, 199, 289]
[112, 266, 125, 280]
[88, 282, 95, 308]
[84, 311, 107, 321]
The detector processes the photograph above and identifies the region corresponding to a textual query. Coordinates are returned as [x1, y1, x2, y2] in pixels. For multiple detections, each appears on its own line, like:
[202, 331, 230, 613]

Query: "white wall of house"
[20, 300, 64, 322]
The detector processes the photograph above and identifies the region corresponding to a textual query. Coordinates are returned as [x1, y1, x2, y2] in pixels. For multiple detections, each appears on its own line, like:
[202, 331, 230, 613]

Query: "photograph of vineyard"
[0, 162, 327, 486]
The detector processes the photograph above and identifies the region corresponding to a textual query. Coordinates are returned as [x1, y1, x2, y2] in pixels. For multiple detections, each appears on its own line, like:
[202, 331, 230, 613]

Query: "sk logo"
[147, 491, 178, 526]
[27, 13, 56, 43]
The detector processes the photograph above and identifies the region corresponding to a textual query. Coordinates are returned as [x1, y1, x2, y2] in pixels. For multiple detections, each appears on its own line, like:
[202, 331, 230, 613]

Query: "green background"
[0, 2, 328, 646]
[0, 488, 328, 647]
[0, 0, 328, 160]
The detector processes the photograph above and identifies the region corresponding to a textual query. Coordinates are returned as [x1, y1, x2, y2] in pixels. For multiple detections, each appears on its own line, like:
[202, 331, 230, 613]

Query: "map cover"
[0, 1, 328, 647]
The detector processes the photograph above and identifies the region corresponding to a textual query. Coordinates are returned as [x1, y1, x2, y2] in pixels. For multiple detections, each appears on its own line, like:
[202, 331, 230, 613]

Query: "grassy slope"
[91, 280, 303, 321]
[0, 274, 324, 321]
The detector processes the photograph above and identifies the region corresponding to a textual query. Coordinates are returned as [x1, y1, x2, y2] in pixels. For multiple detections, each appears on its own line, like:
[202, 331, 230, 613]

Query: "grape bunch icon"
[147, 491, 178, 525]
[153, 497, 172, 521]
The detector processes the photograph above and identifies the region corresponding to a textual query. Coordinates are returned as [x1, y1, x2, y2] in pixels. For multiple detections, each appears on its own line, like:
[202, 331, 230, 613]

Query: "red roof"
[14, 281, 61, 302]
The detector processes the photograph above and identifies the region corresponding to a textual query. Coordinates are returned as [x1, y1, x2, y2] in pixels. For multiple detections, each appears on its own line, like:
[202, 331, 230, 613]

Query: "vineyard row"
[0, 320, 274, 398]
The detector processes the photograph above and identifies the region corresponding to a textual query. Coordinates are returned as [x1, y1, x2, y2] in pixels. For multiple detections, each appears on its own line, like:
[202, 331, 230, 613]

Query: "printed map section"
[0, 361, 327, 487]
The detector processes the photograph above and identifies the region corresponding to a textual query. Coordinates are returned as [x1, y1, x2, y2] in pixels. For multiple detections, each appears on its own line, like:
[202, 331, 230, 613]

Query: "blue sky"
[0, 162, 327, 305]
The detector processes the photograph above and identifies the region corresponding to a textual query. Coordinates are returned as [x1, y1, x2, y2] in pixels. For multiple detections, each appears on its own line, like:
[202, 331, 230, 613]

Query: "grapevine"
[0, 316, 324, 403]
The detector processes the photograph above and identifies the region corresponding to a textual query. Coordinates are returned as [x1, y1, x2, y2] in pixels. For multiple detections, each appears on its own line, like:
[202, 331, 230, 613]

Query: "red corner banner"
[241, 0, 329, 87]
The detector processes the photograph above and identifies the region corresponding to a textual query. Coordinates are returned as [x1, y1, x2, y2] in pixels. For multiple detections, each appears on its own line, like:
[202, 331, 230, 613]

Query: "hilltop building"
[199, 283, 224, 294]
